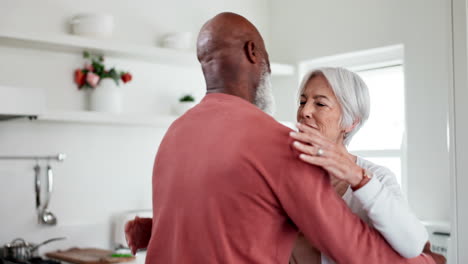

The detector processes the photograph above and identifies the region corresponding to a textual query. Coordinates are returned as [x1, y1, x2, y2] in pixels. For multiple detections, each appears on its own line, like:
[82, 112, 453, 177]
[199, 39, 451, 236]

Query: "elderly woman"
[288, 67, 428, 264]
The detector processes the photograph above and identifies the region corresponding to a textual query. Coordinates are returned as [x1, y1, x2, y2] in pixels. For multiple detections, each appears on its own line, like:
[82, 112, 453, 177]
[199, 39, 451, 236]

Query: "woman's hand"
[289, 123, 363, 187]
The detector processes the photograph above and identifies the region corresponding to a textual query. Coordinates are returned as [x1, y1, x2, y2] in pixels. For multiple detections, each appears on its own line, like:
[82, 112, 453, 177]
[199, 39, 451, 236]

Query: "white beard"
[254, 70, 276, 116]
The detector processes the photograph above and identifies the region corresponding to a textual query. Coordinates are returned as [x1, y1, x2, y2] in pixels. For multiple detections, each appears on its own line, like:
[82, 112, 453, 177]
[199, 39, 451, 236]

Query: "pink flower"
[86, 72, 100, 87]
[85, 63, 94, 72]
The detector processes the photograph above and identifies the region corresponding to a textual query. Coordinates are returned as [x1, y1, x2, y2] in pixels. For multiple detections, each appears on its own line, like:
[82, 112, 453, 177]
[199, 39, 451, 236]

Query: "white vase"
[173, 102, 196, 115]
[89, 78, 122, 113]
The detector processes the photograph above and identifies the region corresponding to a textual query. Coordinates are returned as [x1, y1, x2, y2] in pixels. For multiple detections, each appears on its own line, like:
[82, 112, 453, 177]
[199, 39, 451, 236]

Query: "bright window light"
[348, 65, 405, 151]
[348, 65, 405, 185]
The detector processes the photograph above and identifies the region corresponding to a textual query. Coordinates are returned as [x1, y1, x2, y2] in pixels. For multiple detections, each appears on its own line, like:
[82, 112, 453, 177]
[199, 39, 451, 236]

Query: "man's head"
[197, 12, 275, 115]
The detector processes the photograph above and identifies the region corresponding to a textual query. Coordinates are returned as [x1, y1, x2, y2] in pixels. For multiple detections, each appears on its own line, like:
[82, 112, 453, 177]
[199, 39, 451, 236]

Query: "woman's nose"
[301, 104, 314, 119]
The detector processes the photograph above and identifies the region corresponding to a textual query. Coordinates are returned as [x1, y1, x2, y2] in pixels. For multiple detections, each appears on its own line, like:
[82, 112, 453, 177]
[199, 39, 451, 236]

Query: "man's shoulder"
[245, 111, 292, 131]
[241, 111, 295, 145]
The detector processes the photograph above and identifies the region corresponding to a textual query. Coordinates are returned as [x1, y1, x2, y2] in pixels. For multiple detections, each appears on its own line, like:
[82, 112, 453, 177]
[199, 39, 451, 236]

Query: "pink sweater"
[145, 93, 434, 264]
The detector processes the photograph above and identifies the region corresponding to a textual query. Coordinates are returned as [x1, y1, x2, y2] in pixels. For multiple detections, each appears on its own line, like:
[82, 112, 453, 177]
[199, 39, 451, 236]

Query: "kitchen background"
[0, 0, 466, 263]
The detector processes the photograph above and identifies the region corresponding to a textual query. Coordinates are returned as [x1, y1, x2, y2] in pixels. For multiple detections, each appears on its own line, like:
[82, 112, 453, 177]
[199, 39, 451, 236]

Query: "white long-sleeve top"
[321, 157, 429, 264]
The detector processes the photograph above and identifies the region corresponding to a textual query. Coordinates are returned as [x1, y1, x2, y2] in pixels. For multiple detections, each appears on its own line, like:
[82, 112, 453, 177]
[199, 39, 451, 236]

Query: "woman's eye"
[316, 102, 326, 107]
[299, 101, 306, 105]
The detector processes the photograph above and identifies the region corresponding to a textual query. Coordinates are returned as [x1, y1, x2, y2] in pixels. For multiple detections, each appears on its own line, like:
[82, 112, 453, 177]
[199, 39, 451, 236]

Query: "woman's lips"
[298, 120, 319, 130]
[304, 123, 318, 130]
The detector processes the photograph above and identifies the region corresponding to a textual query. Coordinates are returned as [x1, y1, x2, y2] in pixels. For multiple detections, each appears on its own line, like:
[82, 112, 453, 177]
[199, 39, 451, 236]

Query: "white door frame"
[451, 0, 468, 262]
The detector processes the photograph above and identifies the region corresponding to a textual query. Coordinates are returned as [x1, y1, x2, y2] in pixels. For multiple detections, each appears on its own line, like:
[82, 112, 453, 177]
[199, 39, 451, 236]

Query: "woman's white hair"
[298, 67, 370, 146]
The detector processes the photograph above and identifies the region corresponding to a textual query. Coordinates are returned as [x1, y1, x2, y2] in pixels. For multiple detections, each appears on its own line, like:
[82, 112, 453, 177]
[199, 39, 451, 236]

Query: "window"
[298, 45, 406, 187]
[348, 65, 405, 185]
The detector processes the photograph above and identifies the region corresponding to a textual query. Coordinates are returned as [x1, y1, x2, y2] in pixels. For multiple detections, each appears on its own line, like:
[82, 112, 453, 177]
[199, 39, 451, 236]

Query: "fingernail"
[299, 154, 306, 159]
[289, 131, 296, 136]
[293, 141, 300, 146]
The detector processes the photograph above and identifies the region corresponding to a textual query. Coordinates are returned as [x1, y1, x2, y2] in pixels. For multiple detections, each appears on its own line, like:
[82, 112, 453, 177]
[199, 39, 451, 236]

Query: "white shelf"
[38, 111, 178, 127]
[0, 31, 295, 76]
[270, 63, 295, 76]
[0, 31, 197, 67]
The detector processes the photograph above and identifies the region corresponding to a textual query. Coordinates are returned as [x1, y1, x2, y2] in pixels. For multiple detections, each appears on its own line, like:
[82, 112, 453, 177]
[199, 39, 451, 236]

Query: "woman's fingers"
[292, 140, 338, 159]
[299, 154, 327, 166]
[290, 130, 332, 149]
[295, 123, 328, 141]
[293, 141, 333, 165]
[294, 142, 357, 182]
[299, 153, 349, 181]
[293, 141, 316, 156]
[290, 124, 363, 185]
[295, 122, 318, 133]
[292, 141, 332, 158]
[290, 131, 328, 148]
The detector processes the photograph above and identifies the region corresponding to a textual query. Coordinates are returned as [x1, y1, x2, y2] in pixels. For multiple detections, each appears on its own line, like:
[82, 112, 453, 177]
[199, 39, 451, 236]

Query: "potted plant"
[173, 94, 196, 115]
[74, 51, 132, 113]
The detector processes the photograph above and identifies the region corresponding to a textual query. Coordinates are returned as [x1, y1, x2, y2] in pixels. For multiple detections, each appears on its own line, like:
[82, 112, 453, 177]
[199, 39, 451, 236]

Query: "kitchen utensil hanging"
[0, 154, 65, 226]
[34, 163, 41, 210]
[38, 164, 57, 225]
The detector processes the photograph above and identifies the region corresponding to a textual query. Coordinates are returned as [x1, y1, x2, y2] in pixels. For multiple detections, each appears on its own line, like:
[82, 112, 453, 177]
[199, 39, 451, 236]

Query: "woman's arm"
[352, 165, 429, 258]
[289, 123, 429, 259]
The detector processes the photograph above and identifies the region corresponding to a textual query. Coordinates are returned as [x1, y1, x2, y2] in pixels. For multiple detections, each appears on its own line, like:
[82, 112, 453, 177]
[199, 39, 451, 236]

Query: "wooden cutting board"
[45, 248, 135, 264]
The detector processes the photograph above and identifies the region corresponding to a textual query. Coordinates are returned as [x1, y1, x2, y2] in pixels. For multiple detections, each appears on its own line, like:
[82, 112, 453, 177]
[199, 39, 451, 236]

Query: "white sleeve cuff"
[352, 176, 383, 208]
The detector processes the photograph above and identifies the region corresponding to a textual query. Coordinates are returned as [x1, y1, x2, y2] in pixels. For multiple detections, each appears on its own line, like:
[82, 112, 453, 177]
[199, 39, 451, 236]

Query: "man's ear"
[244, 40, 258, 64]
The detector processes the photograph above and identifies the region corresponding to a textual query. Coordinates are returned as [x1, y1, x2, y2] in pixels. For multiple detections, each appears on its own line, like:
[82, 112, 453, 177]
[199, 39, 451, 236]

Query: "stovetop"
[0, 257, 61, 264]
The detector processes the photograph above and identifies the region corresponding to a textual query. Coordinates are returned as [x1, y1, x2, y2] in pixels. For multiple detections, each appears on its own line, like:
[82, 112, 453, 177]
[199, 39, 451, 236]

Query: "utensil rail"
[0, 154, 66, 161]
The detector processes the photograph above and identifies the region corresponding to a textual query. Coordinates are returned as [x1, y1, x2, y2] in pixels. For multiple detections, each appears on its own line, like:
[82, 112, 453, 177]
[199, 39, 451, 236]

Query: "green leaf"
[109, 68, 119, 79]
[92, 61, 104, 75]
[113, 77, 120, 86]
[83, 51, 90, 58]
[179, 94, 195, 102]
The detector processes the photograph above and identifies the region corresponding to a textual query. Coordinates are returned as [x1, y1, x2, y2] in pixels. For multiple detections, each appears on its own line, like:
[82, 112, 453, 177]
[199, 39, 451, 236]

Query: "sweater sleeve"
[272, 145, 434, 264]
[353, 164, 429, 258]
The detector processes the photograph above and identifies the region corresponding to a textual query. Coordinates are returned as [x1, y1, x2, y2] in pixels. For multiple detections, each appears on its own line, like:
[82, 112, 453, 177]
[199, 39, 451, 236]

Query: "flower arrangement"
[74, 51, 132, 89]
[179, 94, 195, 102]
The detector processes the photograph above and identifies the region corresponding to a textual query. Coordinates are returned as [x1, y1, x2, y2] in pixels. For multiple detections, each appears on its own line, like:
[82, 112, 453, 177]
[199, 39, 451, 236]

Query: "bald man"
[126, 12, 441, 264]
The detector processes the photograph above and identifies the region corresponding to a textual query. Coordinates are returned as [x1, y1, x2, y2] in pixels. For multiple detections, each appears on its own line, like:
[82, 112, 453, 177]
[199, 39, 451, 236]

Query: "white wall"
[0, 0, 270, 252]
[269, 0, 453, 222]
[0, 0, 271, 47]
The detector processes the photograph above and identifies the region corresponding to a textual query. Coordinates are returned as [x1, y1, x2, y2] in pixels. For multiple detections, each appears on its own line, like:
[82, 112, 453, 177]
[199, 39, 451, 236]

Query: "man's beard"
[254, 68, 276, 116]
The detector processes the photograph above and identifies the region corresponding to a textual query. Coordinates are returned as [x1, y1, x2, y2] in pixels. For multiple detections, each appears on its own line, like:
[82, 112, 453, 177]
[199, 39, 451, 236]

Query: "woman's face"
[297, 74, 346, 144]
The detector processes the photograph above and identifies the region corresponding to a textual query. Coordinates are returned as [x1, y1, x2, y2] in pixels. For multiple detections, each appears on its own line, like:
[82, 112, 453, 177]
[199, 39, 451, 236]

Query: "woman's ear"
[344, 119, 360, 133]
[244, 40, 258, 64]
